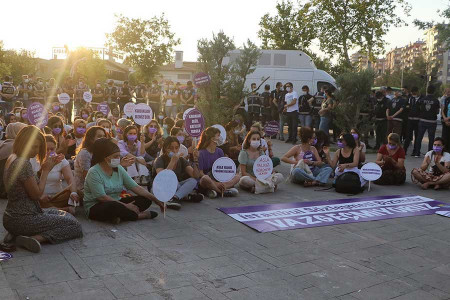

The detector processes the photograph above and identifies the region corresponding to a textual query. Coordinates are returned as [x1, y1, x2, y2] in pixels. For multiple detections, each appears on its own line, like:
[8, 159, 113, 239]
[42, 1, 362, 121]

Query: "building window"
[177, 74, 191, 80]
[274, 54, 286, 66]
[258, 53, 271, 65]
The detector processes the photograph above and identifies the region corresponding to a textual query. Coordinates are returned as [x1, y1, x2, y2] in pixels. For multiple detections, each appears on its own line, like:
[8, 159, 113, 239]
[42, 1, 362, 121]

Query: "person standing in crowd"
[247, 83, 261, 126]
[403, 86, 421, 155]
[32, 77, 46, 105]
[385, 86, 394, 100]
[3, 126, 82, 253]
[148, 80, 161, 118]
[386, 90, 405, 135]
[61, 77, 74, 122]
[163, 81, 177, 119]
[46, 78, 59, 105]
[260, 84, 272, 125]
[92, 80, 104, 104]
[284, 82, 299, 144]
[413, 85, 441, 157]
[318, 89, 336, 137]
[118, 81, 133, 111]
[74, 78, 89, 116]
[411, 137, 450, 189]
[197, 127, 240, 198]
[282, 127, 333, 187]
[298, 85, 313, 128]
[401, 86, 411, 142]
[83, 138, 164, 224]
[17, 75, 33, 107]
[374, 91, 388, 149]
[441, 88, 450, 148]
[104, 80, 118, 106]
[0, 76, 16, 114]
[174, 82, 183, 112]
[310, 85, 326, 130]
[134, 82, 147, 104]
[374, 133, 406, 185]
[180, 81, 195, 111]
[270, 82, 284, 140]
[269, 82, 280, 124]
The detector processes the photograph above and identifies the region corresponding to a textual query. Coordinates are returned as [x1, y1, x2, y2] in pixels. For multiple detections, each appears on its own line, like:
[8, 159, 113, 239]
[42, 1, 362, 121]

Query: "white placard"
[123, 102, 136, 117]
[83, 91, 93, 103]
[133, 103, 153, 126]
[212, 157, 236, 182]
[253, 155, 273, 180]
[212, 124, 227, 146]
[58, 93, 70, 105]
[182, 108, 194, 120]
[360, 163, 382, 181]
[152, 170, 178, 202]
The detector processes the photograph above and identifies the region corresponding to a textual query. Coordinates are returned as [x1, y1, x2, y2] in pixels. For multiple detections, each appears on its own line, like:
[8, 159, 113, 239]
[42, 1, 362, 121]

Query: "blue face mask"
[168, 151, 175, 158]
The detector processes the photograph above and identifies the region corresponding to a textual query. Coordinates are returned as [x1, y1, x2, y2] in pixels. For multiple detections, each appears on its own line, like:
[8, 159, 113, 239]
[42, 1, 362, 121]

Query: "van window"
[317, 81, 335, 92]
[258, 53, 271, 65]
[274, 54, 286, 66]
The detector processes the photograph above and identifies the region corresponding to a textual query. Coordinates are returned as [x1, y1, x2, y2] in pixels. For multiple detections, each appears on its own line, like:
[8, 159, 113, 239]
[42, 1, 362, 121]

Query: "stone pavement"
[1, 137, 450, 300]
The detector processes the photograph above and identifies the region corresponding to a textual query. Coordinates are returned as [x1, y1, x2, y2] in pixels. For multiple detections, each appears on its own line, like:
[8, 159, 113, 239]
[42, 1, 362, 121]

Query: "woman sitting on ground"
[152, 136, 203, 210]
[64, 118, 87, 160]
[143, 120, 163, 162]
[3, 125, 82, 253]
[411, 137, 450, 189]
[97, 118, 113, 137]
[314, 130, 331, 165]
[115, 118, 132, 141]
[197, 127, 240, 198]
[350, 128, 366, 165]
[239, 130, 284, 193]
[118, 125, 149, 183]
[170, 127, 189, 158]
[162, 117, 175, 138]
[282, 127, 333, 187]
[374, 133, 406, 185]
[222, 121, 241, 161]
[327, 133, 366, 187]
[249, 122, 280, 167]
[83, 138, 164, 224]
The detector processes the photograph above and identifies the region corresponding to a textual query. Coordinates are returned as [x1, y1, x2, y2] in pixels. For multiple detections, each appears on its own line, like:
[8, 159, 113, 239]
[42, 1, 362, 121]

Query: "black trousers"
[403, 119, 419, 153]
[443, 123, 450, 148]
[286, 111, 299, 141]
[375, 120, 387, 148]
[89, 196, 152, 222]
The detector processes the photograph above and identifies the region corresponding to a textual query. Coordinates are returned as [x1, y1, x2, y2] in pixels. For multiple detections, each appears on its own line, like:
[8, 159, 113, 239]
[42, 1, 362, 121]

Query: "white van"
[223, 49, 336, 94]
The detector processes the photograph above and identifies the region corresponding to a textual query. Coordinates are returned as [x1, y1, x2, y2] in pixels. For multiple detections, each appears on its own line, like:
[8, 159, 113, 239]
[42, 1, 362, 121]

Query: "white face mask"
[104, 128, 110, 133]
[250, 140, 260, 148]
[234, 130, 240, 134]
[108, 158, 120, 168]
[15, 112, 21, 117]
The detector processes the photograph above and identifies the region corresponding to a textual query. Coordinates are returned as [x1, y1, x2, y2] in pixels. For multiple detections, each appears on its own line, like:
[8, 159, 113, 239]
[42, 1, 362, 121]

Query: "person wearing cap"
[83, 138, 164, 224]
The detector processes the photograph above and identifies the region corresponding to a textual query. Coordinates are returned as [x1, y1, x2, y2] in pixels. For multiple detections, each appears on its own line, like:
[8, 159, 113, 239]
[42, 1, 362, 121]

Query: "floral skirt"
[411, 168, 450, 189]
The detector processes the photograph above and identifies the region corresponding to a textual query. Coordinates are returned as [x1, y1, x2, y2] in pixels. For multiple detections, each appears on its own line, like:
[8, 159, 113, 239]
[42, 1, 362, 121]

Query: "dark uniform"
[148, 85, 161, 118]
[374, 97, 389, 148]
[413, 94, 441, 155]
[247, 92, 261, 126]
[403, 94, 421, 154]
[134, 84, 147, 104]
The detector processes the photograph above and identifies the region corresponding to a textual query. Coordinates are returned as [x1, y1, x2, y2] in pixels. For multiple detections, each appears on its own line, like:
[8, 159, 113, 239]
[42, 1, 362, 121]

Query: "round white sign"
[212, 124, 227, 146]
[83, 91, 93, 103]
[152, 170, 178, 202]
[360, 162, 382, 181]
[133, 103, 153, 126]
[212, 157, 236, 182]
[182, 108, 194, 120]
[123, 102, 136, 117]
[58, 93, 70, 105]
[253, 155, 273, 181]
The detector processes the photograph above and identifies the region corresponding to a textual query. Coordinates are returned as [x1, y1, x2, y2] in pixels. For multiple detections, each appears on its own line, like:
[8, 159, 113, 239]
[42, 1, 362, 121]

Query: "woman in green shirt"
[84, 138, 164, 224]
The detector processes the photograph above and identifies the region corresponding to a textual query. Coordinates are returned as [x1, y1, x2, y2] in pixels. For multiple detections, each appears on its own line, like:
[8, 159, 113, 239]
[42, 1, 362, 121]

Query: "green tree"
[106, 14, 180, 83]
[0, 41, 37, 82]
[414, 6, 450, 49]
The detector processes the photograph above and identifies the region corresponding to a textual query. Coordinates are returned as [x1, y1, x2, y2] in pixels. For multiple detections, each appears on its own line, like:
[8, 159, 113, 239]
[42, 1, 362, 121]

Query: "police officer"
[148, 80, 161, 118]
[180, 81, 195, 112]
[118, 81, 133, 111]
[92, 80, 105, 104]
[134, 82, 147, 104]
[403, 86, 421, 155]
[374, 91, 389, 149]
[17, 75, 33, 107]
[247, 83, 261, 127]
[104, 80, 118, 105]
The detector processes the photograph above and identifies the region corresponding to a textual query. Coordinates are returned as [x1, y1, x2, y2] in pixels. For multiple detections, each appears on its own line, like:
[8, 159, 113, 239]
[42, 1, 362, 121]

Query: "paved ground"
[1, 134, 450, 300]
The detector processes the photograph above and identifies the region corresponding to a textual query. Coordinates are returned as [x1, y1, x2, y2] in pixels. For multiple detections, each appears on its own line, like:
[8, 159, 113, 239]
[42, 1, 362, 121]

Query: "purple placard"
[219, 195, 445, 233]
[97, 102, 110, 116]
[264, 121, 279, 136]
[27, 102, 48, 128]
[193, 72, 211, 87]
[185, 108, 205, 137]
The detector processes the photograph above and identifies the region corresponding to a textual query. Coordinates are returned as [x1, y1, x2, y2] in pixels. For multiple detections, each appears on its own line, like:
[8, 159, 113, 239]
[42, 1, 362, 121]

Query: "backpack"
[333, 172, 364, 194]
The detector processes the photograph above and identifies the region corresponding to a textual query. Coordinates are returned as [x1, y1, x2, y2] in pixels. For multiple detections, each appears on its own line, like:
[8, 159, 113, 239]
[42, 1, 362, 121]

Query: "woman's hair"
[387, 133, 400, 145]
[175, 119, 185, 128]
[170, 127, 182, 136]
[80, 108, 90, 117]
[44, 134, 57, 145]
[123, 125, 138, 143]
[197, 127, 220, 150]
[299, 127, 313, 144]
[225, 121, 238, 132]
[243, 130, 261, 150]
[4, 113, 15, 125]
[143, 120, 163, 136]
[117, 118, 132, 129]
[78, 126, 106, 154]
[350, 127, 361, 146]
[96, 118, 112, 128]
[315, 130, 329, 148]
[434, 137, 447, 152]
[5, 122, 27, 139]
[250, 122, 263, 132]
[341, 133, 356, 149]
[73, 118, 86, 128]
[175, 112, 184, 120]
[47, 115, 64, 129]
[13, 125, 46, 162]
[163, 117, 175, 129]
[162, 136, 180, 155]
[91, 138, 120, 167]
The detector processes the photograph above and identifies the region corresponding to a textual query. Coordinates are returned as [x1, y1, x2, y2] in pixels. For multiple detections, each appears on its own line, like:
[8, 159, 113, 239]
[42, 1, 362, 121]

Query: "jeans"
[149, 102, 160, 118]
[413, 121, 437, 155]
[286, 111, 299, 141]
[403, 119, 419, 153]
[299, 114, 312, 128]
[278, 113, 285, 139]
[375, 120, 387, 148]
[319, 116, 331, 136]
[165, 106, 177, 119]
[292, 165, 333, 184]
[175, 178, 197, 199]
[88, 196, 152, 222]
[312, 115, 320, 130]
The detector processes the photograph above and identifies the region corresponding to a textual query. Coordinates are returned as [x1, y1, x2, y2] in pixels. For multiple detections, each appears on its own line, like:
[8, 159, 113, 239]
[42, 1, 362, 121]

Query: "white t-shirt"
[285, 91, 299, 113]
[425, 150, 450, 173]
[30, 157, 70, 195]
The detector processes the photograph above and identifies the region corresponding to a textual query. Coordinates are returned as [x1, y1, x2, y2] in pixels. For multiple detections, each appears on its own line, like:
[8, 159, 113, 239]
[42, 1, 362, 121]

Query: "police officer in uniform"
[92, 81, 104, 105]
[148, 80, 161, 118]
[403, 86, 421, 155]
[247, 83, 261, 127]
[17, 75, 33, 107]
[374, 91, 389, 149]
[118, 81, 133, 112]
[181, 81, 195, 112]
[104, 80, 118, 106]
[134, 82, 147, 104]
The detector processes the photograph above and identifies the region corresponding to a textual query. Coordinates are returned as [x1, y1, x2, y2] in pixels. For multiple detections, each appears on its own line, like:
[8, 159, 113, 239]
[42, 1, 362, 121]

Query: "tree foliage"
[106, 14, 180, 83]
[414, 5, 450, 49]
[0, 41, 37, 82]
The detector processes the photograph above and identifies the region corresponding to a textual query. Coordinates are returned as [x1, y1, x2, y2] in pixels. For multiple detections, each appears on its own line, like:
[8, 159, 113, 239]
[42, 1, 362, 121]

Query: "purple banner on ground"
[218, 195, 445, 233]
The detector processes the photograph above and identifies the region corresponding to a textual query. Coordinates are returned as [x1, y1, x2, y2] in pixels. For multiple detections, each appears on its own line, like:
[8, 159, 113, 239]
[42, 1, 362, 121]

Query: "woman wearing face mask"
[115, 118, 132, 141]
[197, 127, 240, 198]
[249, 122, 280, 167]
[118, 125, 149, 183]
[411, 137, 450, 189]
[350, 128, 366, 165]
[239, 131, 284, 193]
[97, 119, 113, 137]
[143, 120, 163, 162]
[163, 82, 178, 119]
[3, 126, 82, 253]
[170, 127, 189, 158]
[222, 121, 241, 161]
[282, 127, 333, 187]
[47, 116, 67, 153]
[152, 136, 203, 210]
[87, 111, 105, 128]
[19, 108, 29, 124]
[162, 117, 175, 138]
[64, 119, 87, 160]
[233, 115, 246, 143]
[374, 133, 406, 185]
[79, 108, 90, 121]
[328, 133, 366, 187]
[13, 107, 22, 120]
[84, 138, 164, 224]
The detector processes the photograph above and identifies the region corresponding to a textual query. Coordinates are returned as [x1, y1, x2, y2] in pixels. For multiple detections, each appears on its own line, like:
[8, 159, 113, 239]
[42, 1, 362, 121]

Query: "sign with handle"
[253, 155, 273, 181]
[360, 162, 382, 191]
[212, 157, 236, 183]
[58, 93, 70, 105]
[83, 91, 93, 103]
[132, 103, 152, 126]
[152, 169, 178, 218]
[184, 108, 205, 137]
[27, 102, 48, 128]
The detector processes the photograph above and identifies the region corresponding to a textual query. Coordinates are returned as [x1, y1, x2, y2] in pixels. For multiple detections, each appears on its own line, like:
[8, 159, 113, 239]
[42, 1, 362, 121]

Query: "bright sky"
[1, 0, 447, 62]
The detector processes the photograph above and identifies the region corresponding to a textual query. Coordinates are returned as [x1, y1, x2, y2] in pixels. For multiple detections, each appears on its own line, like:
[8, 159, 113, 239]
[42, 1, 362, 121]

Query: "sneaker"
[166, 197, 182, 210]
[16, 236, 41, 253]
[186, 193, 204, 203]
[223, 188, 239, 197]
[207, 190, 218, 198]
